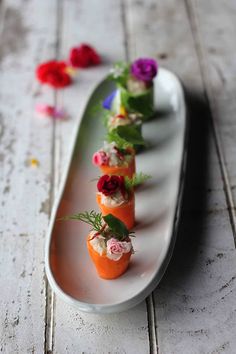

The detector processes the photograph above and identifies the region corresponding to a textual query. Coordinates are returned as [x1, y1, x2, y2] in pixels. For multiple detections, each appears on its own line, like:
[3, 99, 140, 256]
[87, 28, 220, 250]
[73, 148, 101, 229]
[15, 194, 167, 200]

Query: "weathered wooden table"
[1, 0, 236, 353]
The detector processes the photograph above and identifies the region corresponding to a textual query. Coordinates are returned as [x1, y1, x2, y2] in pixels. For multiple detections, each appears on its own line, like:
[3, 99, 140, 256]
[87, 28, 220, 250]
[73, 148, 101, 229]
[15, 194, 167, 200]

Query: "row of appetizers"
[62, 58, 158, 279]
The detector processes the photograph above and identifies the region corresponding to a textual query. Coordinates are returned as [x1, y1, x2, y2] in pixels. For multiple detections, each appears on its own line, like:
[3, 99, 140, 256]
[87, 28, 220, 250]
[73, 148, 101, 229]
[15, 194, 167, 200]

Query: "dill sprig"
[125, 172, 151, 191]
[59, 211, 135, 241]
[59, 210, 103, 233]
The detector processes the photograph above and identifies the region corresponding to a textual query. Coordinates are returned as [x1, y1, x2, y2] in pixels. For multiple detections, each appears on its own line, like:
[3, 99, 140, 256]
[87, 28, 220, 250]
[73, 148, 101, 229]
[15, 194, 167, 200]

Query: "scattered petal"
[30, 158, 39, 168]
[69, 44, 101, 68]
[35, 104, 68, 120]
[36, 60, 72, 88]
[52, 107, 68, 120]
[35, 104, 54, 116]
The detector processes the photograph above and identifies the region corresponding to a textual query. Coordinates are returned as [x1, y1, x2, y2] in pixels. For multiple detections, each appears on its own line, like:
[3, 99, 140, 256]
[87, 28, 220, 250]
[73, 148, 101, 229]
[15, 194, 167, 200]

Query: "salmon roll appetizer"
[106, 109, 142, 133]
[92, 141, 136, 178]
[96, 173, 151, 229]
[103, 110, 145, 153]
[107, 58, 158, 121]
[61, 211, 134, 279]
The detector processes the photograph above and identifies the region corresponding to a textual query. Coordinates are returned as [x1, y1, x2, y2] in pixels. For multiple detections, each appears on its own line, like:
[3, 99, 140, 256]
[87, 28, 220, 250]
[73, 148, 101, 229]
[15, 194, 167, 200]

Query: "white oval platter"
[45, 68, 187, 314]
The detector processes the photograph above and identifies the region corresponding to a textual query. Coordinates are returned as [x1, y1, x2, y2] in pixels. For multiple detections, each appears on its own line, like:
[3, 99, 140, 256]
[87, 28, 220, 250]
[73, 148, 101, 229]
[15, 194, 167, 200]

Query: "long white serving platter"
[45, 68, 188, 314]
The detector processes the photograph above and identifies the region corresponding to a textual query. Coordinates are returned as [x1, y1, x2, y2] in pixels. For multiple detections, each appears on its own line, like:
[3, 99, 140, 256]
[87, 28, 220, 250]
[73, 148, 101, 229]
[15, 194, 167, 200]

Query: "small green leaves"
[103, 214, 130, 240]
[106, 129, 132, 150]
[120, 86, 155, 120]
[109, 62, 129, 87]
[124, 172, 151, 191]
[115, 125, 146, 146]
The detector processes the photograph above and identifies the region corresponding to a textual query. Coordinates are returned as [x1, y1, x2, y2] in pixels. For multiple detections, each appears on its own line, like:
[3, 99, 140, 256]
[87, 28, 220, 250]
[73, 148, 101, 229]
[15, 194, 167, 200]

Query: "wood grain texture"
[186, 0, 236, 243]
[1, 0, 236, 353]
[0, 0, 58, 352]
[51, 0, 150, 353]
[125, 0, 236, 352]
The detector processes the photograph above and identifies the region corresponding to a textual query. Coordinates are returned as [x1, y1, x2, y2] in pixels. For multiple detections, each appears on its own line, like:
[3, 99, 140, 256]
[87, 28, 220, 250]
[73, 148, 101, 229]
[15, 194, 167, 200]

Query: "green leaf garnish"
[106, 129, 132, 150]
[115, 125, 146, 146]
[108, 62, 130, 87]
[119, 85, 154, 119]
[103, 214, 130, 240]
[124, 172, 151, 191]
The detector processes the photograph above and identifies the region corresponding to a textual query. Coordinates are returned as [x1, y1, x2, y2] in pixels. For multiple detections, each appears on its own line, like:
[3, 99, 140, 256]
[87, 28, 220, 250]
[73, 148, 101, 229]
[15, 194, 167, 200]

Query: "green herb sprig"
[108, 62, 130, 87]
[124, 172, 151, 191]
[59, 211, 134, 241]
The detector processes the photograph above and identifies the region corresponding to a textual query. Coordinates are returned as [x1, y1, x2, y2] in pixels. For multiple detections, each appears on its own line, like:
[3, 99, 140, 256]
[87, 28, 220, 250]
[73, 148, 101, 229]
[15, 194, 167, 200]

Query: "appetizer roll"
[92, 141, 136, 178]
[96, 175, 135, 229]
[61, 211, 134, 279]
[108, 58, 158, 121]
[106, 109, 142, 133]
[96, 173, 151, 229]
[103, 111, 145, 153]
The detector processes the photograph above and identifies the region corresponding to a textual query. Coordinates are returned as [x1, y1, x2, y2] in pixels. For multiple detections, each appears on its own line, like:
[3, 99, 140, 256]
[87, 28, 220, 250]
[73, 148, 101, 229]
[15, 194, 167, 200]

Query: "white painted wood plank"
[126, 0, 236, 352]
[51, 0, 150, 353]
[187, 0, 236, 231]
[0, 0, 58, 352]
[125, 0, 203, 91]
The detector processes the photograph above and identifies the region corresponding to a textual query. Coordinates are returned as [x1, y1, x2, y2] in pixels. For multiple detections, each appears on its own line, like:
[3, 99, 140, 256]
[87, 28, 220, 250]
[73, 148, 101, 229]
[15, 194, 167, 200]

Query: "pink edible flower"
[106, 238, 132, 261]
[92, 151, 109, 166]
[35, 104, 67, 119]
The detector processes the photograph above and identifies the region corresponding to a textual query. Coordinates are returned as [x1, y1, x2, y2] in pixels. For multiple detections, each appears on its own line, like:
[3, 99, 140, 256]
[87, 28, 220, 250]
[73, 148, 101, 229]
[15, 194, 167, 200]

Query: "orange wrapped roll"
[100, 156, 135, 178]
[96, 192, 135, 230]
[92, 144, 136, 178]
[87, 235, 132, 279]
[61, 210, 134, 280]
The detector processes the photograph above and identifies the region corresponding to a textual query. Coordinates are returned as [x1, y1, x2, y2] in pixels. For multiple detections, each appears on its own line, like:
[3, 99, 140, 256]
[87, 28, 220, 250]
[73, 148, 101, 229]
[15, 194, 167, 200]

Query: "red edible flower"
[36, 60, 71, 88]
[69, 44, 101, 68]
[97, 175, 125, 196]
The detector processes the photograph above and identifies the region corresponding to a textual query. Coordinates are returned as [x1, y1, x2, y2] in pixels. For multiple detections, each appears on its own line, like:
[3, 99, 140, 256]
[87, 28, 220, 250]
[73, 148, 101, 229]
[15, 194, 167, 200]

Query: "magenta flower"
[131, 58, 158, 83]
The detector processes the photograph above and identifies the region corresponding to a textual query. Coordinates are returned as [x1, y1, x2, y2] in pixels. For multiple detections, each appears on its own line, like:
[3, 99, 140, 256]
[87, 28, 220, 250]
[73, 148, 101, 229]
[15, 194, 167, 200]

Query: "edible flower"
[131, 58, 158, 83]
[102, 90, 117, 110]
[69, 44, 101, 68]
[36, 60, 71, 88]
[97, 175, 125, 196]
[106, 238, 132, 261]
[119, 106, 127, 116]
[92, 151, 109, 166]
[35, 104, 67, 119]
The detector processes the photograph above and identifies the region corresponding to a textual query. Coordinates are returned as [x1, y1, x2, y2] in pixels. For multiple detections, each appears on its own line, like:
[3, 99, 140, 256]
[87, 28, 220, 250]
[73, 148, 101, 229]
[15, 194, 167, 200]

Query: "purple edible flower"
[102, 90, 117, 110]
[131, 58, 158, 83]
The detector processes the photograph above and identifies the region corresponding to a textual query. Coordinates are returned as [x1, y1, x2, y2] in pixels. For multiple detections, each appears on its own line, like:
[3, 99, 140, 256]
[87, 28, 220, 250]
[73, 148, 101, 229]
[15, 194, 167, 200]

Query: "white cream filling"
[100, 141, 131, 167]
[100, 190, 127, 207]
[89, 233, 106, 256]
[127, 77, 147, 94]
[108, 115, 132, 129]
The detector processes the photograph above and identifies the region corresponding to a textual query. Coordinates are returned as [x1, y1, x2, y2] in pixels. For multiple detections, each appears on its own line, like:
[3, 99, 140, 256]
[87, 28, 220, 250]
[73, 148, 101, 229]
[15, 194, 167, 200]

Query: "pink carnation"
[92, 151, 109, 166]
[106, 238, 132, 261]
